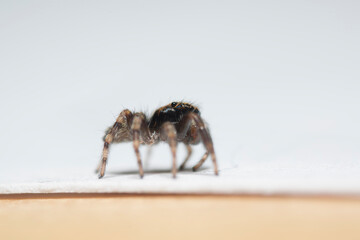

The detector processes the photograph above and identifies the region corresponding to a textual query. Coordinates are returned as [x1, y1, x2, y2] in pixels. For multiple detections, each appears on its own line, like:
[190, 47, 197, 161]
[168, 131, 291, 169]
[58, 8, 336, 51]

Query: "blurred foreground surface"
[0, 194, 360, 240]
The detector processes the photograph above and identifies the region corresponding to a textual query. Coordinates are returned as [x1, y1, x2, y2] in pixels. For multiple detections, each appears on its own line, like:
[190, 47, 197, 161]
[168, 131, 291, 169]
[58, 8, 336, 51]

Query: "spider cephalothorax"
[96, 102, 218, 178]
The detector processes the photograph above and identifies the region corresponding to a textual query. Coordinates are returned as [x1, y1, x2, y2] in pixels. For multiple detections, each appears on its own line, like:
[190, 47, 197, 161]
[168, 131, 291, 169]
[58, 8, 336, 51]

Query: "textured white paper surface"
[1, 141, 359, 196]
[1, 168, 359, 195]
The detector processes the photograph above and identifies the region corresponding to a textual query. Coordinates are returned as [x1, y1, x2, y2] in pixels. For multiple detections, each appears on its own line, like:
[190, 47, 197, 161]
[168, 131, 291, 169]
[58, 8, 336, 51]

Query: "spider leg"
[131, 114, 147, 178]
[179, 144, 192, 170]
[160, 122, 178, 178]
[177, 113, 219, 175]
[192, 152, 209, 171]
[98, 109, 133, 178]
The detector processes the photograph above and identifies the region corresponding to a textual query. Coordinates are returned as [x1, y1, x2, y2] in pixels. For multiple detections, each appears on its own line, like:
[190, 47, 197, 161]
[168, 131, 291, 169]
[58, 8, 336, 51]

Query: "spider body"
[96, 102, 218, 178]
[148, 102, 200, 131]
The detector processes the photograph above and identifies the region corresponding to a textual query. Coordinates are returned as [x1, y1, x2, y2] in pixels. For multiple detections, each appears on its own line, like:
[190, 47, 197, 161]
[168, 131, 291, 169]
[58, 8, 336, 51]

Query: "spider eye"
[171, 102, 177, 107]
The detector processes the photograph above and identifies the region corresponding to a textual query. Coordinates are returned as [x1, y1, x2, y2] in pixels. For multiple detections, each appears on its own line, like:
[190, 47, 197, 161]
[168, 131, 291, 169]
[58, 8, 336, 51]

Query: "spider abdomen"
[148, 102, 200, 131]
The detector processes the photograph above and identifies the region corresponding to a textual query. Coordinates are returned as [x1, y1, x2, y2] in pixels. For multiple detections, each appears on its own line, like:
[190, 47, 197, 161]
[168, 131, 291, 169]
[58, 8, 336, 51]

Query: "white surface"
[1, 157, 360, 195]
[0, 1, 359, 195]
[1, 137, 360, 195]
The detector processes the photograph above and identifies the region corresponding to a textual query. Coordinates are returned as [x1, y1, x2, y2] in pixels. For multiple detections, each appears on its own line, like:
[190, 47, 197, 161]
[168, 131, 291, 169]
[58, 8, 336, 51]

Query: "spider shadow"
[105, 166, 211, 178]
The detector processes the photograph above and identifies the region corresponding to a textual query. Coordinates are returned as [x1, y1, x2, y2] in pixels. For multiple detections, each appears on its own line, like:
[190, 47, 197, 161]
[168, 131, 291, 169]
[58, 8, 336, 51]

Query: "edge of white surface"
[1, 173, 360, 196]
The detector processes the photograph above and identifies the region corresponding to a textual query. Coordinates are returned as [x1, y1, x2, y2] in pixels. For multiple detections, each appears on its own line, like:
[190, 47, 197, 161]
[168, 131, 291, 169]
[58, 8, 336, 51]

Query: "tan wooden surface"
[0, 194, 360, 240]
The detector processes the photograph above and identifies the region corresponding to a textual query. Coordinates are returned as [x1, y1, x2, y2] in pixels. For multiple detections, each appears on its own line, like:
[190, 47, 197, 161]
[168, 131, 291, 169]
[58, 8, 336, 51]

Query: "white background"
[0, 1, 359, 190]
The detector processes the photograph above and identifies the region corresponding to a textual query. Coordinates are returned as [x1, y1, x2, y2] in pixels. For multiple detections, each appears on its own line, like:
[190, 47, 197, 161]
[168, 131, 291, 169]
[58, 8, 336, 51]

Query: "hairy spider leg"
[98, 109, 133, 178]
[160, 122, 178, 178]
[192, 152, 209, 171]
[131, 114, 146, 178]
[179, 144, 192, 170]
[177, 113, 219, 175]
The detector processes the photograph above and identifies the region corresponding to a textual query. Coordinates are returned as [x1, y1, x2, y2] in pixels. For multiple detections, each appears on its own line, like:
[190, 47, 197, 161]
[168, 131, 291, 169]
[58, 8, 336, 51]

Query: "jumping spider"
[96, 102, 218, 178]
